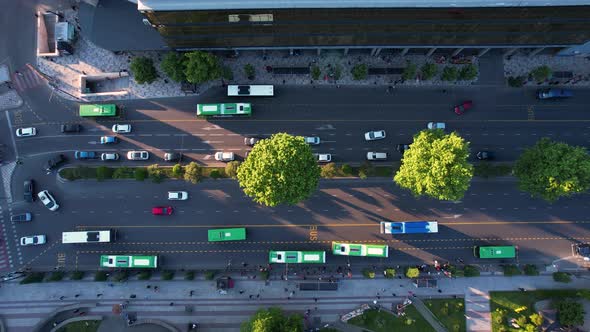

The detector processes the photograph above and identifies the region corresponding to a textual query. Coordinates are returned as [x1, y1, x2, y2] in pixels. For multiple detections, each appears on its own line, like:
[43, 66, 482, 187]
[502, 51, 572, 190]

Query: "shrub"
[96, 166, 113, 181]
[362, 268, 376, 279]
[210, 169, 222, 179]
[553, 272, 572, 283]
[204, 270, 216, 280]
[225, 161, 240, 179]
[463, 265, 480, 277]
[320, 163, 338, 178]
[147, 164, 164, 183]
[221, 66, 234, 80]
[184, 271, 195, 280]
[161, 52, 186, 82]
[94, 271, 108, 282]
[171, 164, 184, 178]
[502, 264, 521, 276]
[134, 168, 147, 181]
[420, 63, 438, 80]
[529, 313, 543, 326]
[359, 161, 375, 177]
[70, 271, 85, 280]
[130, 57, 158, 84]
[524, 264, 539, 276]
[47, 271, 65, 282]
[384, 268, 396, 279]
[311, 65, 321, 80]
[458, 64, 478, 80]
[351, 64, 368, 80]
[113, 166, 133, 179]
[358, 169, 367, 179]
[340, 164, 353, 175]
[515, 315, 528, 327]
[508, 76, 526, 87]
[260, 270, 270, 280]
[530, 65, 552, 82]
[138, 271, 152, 280]
[20, 272, 45, 284]
[244, 64, 255, 80]
[184, 162, 202, 184]
[113, 271, 129, 282]
[406, 267, 420, 279]
[184, 51, 221, 84]
[162, 270, 175, 280]
[402, 62, 417, 81]
[441, 66, 458, 81]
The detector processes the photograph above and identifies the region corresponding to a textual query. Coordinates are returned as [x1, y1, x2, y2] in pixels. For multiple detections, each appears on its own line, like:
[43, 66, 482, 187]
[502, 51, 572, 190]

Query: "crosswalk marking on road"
[12, 66, 45, 92]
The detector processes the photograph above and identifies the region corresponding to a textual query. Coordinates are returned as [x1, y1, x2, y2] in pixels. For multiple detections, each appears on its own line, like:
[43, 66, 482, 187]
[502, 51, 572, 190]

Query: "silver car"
[20, 235, 46, 246]
[112, 124, 131, 133]
[101, 153, 120, 161]
[364, 130, 386, 141]
[304, 136, 320, 145]
[127, 151, 149, 160]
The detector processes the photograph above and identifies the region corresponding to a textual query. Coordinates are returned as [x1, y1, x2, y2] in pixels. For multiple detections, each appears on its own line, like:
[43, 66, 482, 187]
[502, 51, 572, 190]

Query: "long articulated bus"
[269, 251, 326, 264]
[473, 245, 516, 259]
[100, 255, 158, 268]
[79, 104, 117, 117]
[197, 103, 252, 117]
[62, 230, 115, 244]
[208, 228, 247, 242]
[380, 221, 438, 235]
[332, 242, 389, 258]
[227, 85, 274, 97]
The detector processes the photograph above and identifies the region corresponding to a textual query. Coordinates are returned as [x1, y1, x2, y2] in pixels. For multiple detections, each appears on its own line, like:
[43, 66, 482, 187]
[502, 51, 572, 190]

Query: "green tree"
[210, 169, 222, 179]
[556, 300, 584, 326]
[441, 66, 458, 81]
[406, 267, 420, 278]
[394, 130, 473, 201]
[96, 166, 113, 181]
[531, 65, 552, 82]
[351, 64, 368, 80]
[237, 133, 320, 207]
[420, 63, 438, 80]
[402, 62, 417, 81]
[463, 265, 480, 277]
[183, 162, 202, 184]
[529, 313, 544, 326]
[225, 161, 241, 179]
[161, 52, 186, 82]
[553, 272, 572, 283]
[320, 163, 338, 178]
[241, 307, 303, 332]
[244, 64, 255, 80]
[458, 64, 478, 80]
[171, 164, 184, 178]
[134, 168, 147, 181]
[113, 166, 133, 179]
[184, 51, 221, 84]
[311, 65, 321, 80]
[147, 164, 164, 183]
[130, 57, 158, 84]
[524, 264, 539, 276]
[515, 316, 528, 327]
[514, 138, 590, 202]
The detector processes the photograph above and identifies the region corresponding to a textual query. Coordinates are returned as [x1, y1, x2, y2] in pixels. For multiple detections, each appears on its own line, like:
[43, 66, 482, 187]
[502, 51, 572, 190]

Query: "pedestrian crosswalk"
[11, 66, 45, 92]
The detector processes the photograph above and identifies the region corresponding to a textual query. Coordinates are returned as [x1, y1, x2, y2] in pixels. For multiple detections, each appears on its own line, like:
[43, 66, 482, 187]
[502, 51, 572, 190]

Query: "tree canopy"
[241, 307, 303, 332]
[394, 130, 473, 201]
[514, 138, 590, 202]
[237, 133, 320, 206]
[184, 51, 221, 84]
[130, 57, 158, 84]
[556, 300, 584, 327]
[161, 52, 186, 82]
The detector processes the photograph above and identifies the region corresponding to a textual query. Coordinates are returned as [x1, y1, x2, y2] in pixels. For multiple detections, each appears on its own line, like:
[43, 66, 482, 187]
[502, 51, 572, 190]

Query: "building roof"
[138, 0, 590, 11]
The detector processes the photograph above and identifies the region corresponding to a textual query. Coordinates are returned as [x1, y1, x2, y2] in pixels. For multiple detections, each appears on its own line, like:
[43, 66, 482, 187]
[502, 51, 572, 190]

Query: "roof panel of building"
[137, 0, 590, 11]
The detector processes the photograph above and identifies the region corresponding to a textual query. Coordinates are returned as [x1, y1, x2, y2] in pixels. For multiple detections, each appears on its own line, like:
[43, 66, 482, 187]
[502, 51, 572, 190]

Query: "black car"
[164, 153, 181, 162]
[44, 154, 66, 172]
[476, 151, 495, 160]
[244, 137, 261, 146]
[61, 124, 82, 133]
[10, 213, 32, 222]
[24, 179, 34, 202]
[396, 144, 410, 154]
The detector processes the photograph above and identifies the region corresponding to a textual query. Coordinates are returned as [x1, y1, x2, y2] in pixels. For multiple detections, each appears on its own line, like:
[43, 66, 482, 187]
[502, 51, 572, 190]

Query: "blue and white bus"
[380, 221, 438, 235]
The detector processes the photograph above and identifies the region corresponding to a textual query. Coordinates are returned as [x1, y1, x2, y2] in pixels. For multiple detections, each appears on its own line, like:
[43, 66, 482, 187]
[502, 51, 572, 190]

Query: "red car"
[152, 206, 173, 215]
[454, 100, 473, 115]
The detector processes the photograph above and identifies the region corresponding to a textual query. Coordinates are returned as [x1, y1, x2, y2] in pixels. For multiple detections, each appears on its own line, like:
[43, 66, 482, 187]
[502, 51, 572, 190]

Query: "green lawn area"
[56, 320, 101, 332]
[348, 307, 435, 332]
[490, 289, 590, 332]
[424, 299, 466, 332]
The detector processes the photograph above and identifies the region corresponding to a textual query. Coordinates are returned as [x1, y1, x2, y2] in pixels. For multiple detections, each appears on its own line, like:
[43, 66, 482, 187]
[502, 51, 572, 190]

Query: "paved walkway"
[411, 296, 447, 332]
[0, 274, 588, 332]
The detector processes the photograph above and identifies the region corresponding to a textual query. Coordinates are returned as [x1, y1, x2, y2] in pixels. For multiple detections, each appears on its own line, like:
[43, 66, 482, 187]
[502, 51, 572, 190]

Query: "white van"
[367, 152, 388, 161]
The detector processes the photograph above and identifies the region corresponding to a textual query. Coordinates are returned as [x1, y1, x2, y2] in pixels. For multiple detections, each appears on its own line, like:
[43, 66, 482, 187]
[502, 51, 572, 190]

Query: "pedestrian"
[256, 294, 260, 298]
[438, 289, 442, 293]
[189, 290, 194, 296]
[82, 71, 87, 75]
[146, 285, 151, 289]
[34, 13, 39, 18]
[154, 286, 159, 292]
[109, 283, 114, 287]
[392, 293, 396, 297]
[518, 287, 526, 292]
[169, 302, 174, 306]
[239, 290, 245, 294]
[97, 293, 103, 298]
[15, 71, 23, 77]
[377, 296, 381, 300]
[249, 295, 253, 299]
[73, 309, 80, 314]
[284, 288, 288, 292]
[314, 298, 318, 302]
[74, 294, 80, 298]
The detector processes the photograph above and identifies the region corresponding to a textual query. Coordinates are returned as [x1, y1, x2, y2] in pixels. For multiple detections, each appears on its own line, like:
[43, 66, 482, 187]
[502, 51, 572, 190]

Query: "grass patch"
[473, 163, 513, 178]
[46, 271, 65, 282]
[349, 307, 435, 332]
[56, 319, 101, 332]
[424, 299, 466, 332]
[60, 166, 230, 182]
[20, 272, 45, 284]
[553, 272, 572, 283]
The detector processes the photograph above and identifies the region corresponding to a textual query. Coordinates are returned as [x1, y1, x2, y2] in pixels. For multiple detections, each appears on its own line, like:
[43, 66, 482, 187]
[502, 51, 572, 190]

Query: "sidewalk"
[0, 275, 588, 332]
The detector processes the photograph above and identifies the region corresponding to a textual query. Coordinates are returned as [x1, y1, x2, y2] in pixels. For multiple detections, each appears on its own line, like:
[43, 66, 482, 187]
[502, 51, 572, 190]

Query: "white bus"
[227, 85, 274, 97]
[62, 230, 114, 244]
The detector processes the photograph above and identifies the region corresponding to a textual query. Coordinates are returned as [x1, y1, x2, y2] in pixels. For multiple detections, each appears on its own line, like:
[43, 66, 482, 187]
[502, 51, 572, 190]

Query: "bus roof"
[79, 104, 116, 116]
[208, 228, 246, 241]
[476, 245, 516, 259]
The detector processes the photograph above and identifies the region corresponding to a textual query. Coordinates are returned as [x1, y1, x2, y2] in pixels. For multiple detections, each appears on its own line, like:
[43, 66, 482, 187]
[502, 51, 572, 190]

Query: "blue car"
[74, 151, 96, 160]
[537, 88, 573, 99]
[100, 136, 117, 144]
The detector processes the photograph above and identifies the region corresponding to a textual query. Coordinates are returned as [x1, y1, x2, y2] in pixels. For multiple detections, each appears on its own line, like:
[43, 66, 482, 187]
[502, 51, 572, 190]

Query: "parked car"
[316, 153, 332, 163]
[37, 190, 59, 211]
[215, 152, 234, 162]
[164, 153, 181, 162]
[364, 130, 386, 141]
[476, 151, 495, 160]
[168, 191, 188, 200]
[244, 137, 261, 146]
[127, 151, 149, 161]
[43, 154, 66, 172]
[396, 144, 410, 154]
[112, 124, 131, 133]
[304, 136, 320, 145]
[100, 136, 117, 144]
[366, 152, 388, 161]
[61, 124, 82, 133]
[24, 179, 34, 202]
[427, 122, 446, 130]
[537, 88, 573, 100]
[11, 213, 32, 222]
[152, 206, 173, 215]
[454, 100, 473, 115]
[574, 243, 590, 261]
[20, 235, 46, 246]
[101, 153, 119, 161]
[75, 151, 97, 160]
[15, 127, 36, 137]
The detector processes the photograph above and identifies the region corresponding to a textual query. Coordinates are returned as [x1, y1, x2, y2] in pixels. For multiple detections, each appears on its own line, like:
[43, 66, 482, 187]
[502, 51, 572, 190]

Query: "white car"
[364, 130, 386, 141]
[16, 127, 37, 137]
[304, 136, 320, 145]
[215, 152, 234, 162]
[101, 152, 119, 161]
[127, 151, 149, 160]
[112, 124, 131, 133]
[316, 153, 332, 163]
[20, 235, 46, 246]
[37, 190, 59, 211]
[427, 122, 446, 130]
[168, 191, 188, 200]
[366, 152, 388, 160]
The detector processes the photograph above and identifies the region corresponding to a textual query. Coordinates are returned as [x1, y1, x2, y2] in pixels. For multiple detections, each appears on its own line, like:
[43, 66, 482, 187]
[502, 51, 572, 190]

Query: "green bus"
[197, 103, 252, 117]
[208, 228, 246, 242]
[79, 104, 117, 117]
[332, 242, 389, 258]
[474, 245, 516, 259]
[100, 255, 158, 268]
[269, 251, 326, 264]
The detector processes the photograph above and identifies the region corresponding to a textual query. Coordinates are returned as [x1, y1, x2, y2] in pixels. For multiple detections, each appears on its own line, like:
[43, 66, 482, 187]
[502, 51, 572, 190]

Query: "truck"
[380, 221, 438, 234]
